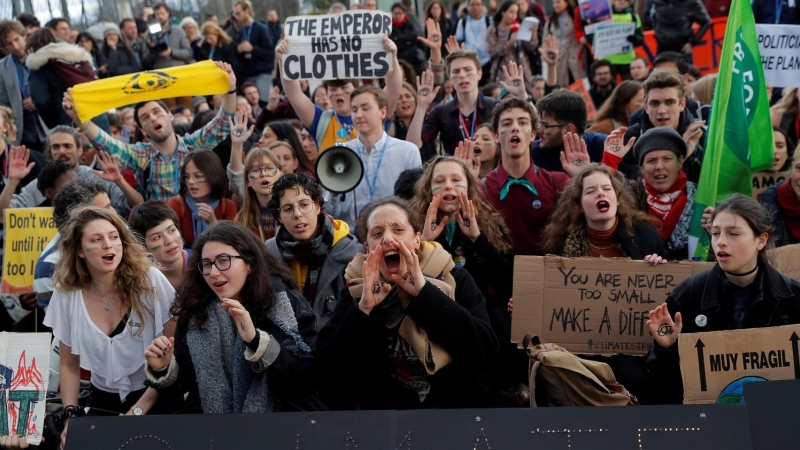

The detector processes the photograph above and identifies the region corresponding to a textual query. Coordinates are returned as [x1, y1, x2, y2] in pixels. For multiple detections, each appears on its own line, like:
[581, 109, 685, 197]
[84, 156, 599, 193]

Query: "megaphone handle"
[340, 193, 346, 202]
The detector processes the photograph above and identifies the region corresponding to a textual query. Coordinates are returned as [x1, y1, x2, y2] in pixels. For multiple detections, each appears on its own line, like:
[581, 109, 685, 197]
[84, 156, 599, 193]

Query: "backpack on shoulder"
[523, 333, 638, 407]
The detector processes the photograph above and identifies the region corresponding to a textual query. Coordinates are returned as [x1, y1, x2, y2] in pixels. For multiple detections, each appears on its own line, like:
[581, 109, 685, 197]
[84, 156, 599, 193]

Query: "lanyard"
[242, 23, 253, 42]
[14, 60, 28, 98]
[459, 110, 476, 140]
[209, 47, 216, 60]
[358, 136, 389, 200]
[333, 111, 352, 141]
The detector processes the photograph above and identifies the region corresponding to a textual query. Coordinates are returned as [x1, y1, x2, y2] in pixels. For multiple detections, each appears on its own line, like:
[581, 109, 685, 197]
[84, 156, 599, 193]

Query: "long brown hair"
[408, 156, 512, 254]
[53, 206, 157, 335]
[542, 164, 653, 253]
[772, 87, 800, 117]
[235, 148, 282, 232]
[593, 81, 642, 126]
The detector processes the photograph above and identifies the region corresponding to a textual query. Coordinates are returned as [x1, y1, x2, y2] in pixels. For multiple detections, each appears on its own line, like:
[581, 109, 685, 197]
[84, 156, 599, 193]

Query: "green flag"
[688, 0, 774, 260]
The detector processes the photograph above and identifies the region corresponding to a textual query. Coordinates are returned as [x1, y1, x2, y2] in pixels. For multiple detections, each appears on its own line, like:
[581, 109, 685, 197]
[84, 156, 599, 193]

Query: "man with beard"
[61, 61, 238, 201]
[589, 60, 616, 110]
[0, 126, 138, 216]
[531, 90, 607, 174]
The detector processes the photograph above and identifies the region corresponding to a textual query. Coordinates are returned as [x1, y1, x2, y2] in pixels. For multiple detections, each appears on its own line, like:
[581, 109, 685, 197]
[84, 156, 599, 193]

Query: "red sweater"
[168, 196, 238, 247]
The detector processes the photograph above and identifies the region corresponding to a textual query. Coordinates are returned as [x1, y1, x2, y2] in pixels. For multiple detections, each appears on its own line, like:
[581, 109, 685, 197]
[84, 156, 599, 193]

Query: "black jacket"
[315, 267, 499, 410]
[103, 46, 142, 77]
[646, 263, 800, 404]
[622, 109, 704, 183]
[390, 17, 425, 76]
[651, 0, 711, 51]
[760, 181, 797, 248]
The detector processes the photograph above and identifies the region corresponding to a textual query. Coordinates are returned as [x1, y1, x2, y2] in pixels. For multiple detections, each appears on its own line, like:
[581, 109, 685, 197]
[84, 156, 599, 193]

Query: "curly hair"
[235, 147, 283, 233]
[542, 164, 654, 254]
[53, 206, 157, 335]
[491, 97, 540, 136]
[173, 221, 295, 330]
[25, 28, 56, 54]
[408, 156, 511, 254]
[52, 178, 108, 231]
[267, 173, 324, 223]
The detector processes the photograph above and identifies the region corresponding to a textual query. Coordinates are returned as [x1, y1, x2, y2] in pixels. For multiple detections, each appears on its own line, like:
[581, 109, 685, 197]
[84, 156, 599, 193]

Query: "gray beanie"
[103, 24, 121, 39]
[633, 127, 688, 166]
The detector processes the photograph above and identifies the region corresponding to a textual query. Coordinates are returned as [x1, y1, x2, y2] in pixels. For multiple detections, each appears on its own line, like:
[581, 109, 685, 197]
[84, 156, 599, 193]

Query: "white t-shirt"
[44, 267, 175, 401]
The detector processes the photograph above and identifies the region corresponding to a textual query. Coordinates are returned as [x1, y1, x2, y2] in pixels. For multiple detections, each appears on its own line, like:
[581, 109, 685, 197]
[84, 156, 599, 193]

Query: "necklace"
[587, 241, 616, 251]
[90, 284, 115, 312]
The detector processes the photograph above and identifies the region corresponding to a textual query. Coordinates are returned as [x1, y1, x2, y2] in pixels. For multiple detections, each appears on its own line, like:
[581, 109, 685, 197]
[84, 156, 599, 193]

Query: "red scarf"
[392, 15, 409, 28]
[778, 181, 800, 240]
[644, 171, 689, 240]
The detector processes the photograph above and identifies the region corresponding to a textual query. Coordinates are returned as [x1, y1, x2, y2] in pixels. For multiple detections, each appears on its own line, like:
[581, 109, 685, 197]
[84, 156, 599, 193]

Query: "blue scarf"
[184, 195, 220, 242]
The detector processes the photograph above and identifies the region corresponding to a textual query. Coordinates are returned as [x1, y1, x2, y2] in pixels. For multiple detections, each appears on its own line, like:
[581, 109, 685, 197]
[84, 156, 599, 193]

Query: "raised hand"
[219, 298, 257, 343]
[275, 38, 289, 59]
[422, 195, 448, 241]
[701, 206, 715, 235]
[560, 132, 591, 178]
[604, 127, 636, 159]
[539, 35, 560, 66]
[229, 110, 255, 143]
[360, 245, 392, 314]
[500, 61, 527, 99]
[415, 70, 440, 109]
[683, 120, 705, 159]
[93, 151, 123, 183]
[382, 34, 398, 55]
[454, 139, 480, 178]
[390, 240, 426, 297]
[144, 336, 175, 371]
[7, 146, 35, 181]
[456, 191, 480, 241]
[417, 18, 442, 50]
[197, 203, 217, 224]
[444, 35, 464, 55]
[266, 86, 281, 112]
[646, 303, 682, 349]
[214, 61, 237, 91]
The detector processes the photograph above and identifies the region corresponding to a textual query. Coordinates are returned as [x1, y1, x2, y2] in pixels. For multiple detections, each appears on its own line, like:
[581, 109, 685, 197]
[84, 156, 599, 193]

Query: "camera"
[147, 22, 169, 53]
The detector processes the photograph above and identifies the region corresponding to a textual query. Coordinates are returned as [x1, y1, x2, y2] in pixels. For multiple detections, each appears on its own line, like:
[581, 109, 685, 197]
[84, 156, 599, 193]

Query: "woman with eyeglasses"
[168, 151, 237, 248]
[145, 221, 319, 414]
[265, 174, 360, 328]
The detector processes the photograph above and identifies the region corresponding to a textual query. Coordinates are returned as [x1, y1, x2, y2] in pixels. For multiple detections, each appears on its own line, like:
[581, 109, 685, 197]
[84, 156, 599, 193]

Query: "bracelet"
[63, 405, 86, 418]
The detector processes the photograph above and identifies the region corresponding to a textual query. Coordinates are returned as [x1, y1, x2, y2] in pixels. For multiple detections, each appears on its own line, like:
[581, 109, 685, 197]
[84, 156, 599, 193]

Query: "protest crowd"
[0, 0, 799, 447]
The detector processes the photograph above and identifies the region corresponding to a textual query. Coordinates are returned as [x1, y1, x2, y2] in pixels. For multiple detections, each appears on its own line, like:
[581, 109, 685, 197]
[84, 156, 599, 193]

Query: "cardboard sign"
[1, 208, 57, 294]
[679, 325, 800, 404]
[769, 243, 800, 282]
[0, 333, 50, 445]
[751, 171, 788, 199]
[281, 11, 393, 81]
[578, 0, 613, 34]
[569, 78, 596, 119]
[593, 23, 636, 58]
[511, 256, 714, 355]
[756, 24, 800, 88]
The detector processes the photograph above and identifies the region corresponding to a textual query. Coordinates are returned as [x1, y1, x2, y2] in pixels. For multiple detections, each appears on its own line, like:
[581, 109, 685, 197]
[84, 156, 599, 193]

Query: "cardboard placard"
[769, 243, 800, 281]
[751, 170, 788, 199]
[511, 256, 714, 355]
[569, 78, 596, 119]
[1, 208, 58, 294]
[756, 24, 800, 88]
[281, 11, 393, 80]
[0, 333, 50, 445]
[678, 325, 800, 404]
[593, 23, 636, 58]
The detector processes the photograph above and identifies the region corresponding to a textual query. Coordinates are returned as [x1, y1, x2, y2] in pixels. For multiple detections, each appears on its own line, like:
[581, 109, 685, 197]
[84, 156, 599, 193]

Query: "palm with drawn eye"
[454, 139, 480, 179]
[93, 151, 123, 183]
[559, 132, 591, 178]
[390, 240, 426, 297]
[646, 303, 682, 349]
[456, 190, 480, 241]
[604, 127, 636, 160]
[445, 35, 464, 54]
[422, 195, 448, 242]
[415, 70, 440, 109]
[418, 18, 443, 50]
[538, 35, 560, 65]
[500, 61, 527, 100]
[228, 111, 255, 144]
[7, 146, 35, 181]
[360, 245, 392, 314]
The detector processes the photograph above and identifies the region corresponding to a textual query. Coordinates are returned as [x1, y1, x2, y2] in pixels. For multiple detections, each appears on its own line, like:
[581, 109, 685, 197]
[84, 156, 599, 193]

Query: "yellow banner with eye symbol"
[70, 60, 231, 123]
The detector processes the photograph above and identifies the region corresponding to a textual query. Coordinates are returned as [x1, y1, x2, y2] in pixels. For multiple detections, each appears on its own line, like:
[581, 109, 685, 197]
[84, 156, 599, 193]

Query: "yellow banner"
[71, 60, 231, 123]
[2, 208, 58, 294]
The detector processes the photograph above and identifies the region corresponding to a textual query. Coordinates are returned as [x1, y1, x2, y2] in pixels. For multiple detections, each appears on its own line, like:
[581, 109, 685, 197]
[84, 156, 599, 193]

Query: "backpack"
[522, 333, 638, 407]
[456, 15, 492, 44]
[48, 58, 97, 87]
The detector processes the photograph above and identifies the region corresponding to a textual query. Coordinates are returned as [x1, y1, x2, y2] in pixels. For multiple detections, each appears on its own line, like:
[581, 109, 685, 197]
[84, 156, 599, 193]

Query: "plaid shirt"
[90, 110, 234, 201]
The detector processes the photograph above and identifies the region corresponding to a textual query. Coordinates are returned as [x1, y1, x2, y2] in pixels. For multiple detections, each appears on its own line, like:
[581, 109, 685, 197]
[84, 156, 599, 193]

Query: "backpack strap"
[316, 109, 335, 147]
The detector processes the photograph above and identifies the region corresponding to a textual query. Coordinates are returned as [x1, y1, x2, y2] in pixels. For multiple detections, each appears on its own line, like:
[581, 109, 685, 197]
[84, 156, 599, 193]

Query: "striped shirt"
[34, 232, 61, 310]
[90, 110, 234, 201]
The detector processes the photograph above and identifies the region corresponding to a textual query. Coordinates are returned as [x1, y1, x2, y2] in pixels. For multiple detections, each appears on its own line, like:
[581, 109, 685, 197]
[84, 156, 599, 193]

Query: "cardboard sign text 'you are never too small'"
[511, 256, 714, 355]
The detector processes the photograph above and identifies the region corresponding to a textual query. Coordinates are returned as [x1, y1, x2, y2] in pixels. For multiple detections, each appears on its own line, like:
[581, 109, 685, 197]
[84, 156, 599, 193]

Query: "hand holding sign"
[647, 303, 683, 349]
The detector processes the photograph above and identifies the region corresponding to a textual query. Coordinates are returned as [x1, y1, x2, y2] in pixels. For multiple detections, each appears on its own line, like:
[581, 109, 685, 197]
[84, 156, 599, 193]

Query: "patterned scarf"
[644, 171, 688, 241]
[185, 277, 311, 414]
[184, 195, 220, 242]
[275, 214, 335, 300]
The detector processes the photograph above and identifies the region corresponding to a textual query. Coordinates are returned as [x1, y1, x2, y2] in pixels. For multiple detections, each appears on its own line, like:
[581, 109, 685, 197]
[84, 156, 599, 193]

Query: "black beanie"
[633, 127, 688, 166]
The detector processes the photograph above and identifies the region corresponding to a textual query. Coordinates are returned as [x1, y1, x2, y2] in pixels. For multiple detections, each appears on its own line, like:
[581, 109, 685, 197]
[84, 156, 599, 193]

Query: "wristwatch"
[130, 405, 143, 416]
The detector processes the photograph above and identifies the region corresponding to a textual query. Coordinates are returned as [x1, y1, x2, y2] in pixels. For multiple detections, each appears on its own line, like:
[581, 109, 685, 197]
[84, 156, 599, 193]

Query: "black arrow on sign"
[696, 339, 707, 392]
[790, 332, 800, 380]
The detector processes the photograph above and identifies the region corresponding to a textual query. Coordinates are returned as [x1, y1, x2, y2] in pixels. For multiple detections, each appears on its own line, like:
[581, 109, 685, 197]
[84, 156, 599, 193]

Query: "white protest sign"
[282, 11, 393, 81]
[756, 24, 800, 88]
[0, 333, 50, 445]
[593, 23, 636, 58]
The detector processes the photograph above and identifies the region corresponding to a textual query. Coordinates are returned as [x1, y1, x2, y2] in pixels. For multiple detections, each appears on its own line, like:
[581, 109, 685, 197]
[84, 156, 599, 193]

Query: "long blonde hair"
[772, 88, 800, 117]
[235, 148, 283, 232]
[201, 21, 233, 46]
[53, 206, 156, 334]
[409, 156, 511, 254]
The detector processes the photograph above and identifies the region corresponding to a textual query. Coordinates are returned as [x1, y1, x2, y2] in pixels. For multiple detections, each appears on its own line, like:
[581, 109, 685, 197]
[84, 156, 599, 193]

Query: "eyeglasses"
[248, 165, 280, 179]
[279, 200, 315, 218]
[198, 254, 243, 275]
